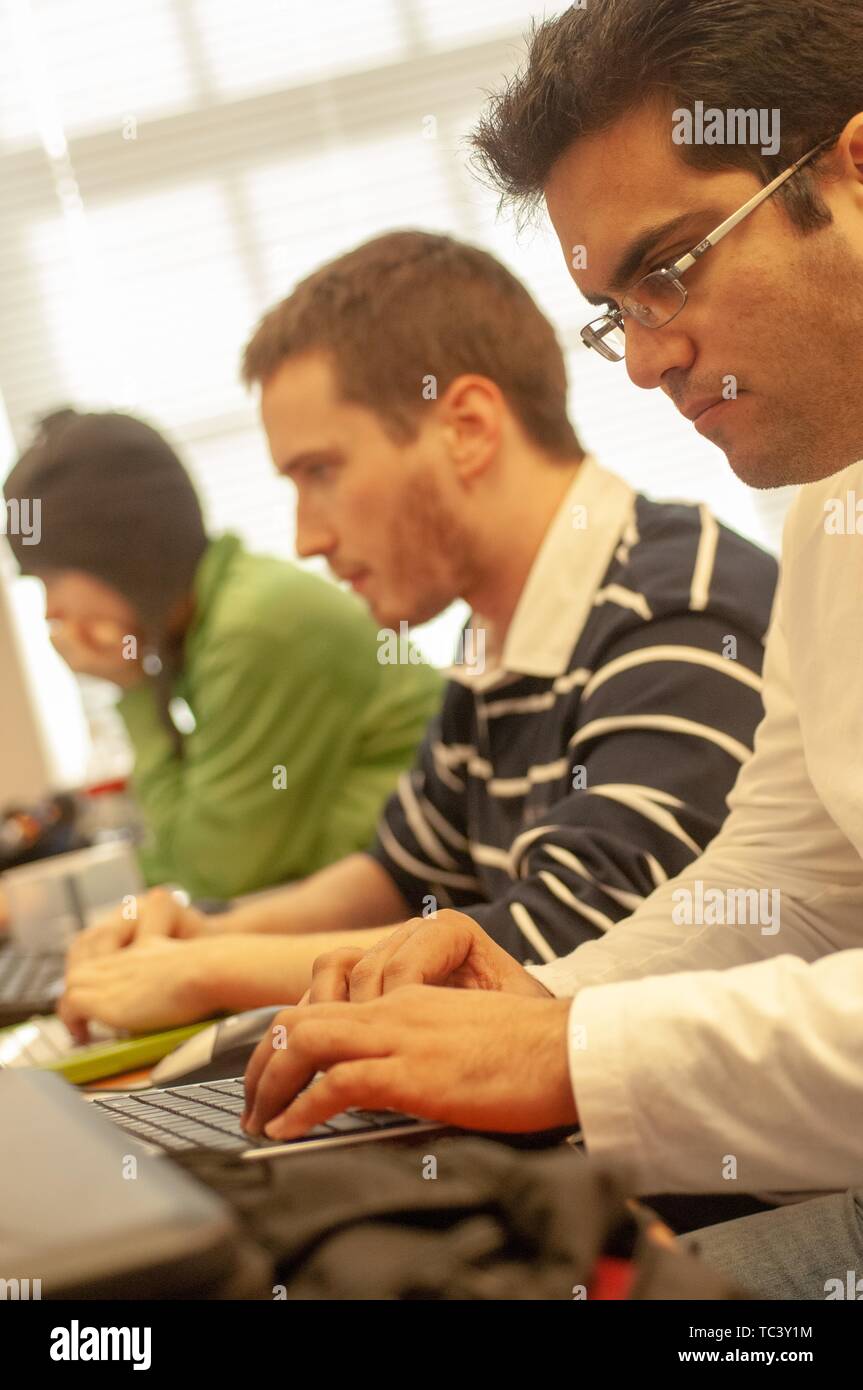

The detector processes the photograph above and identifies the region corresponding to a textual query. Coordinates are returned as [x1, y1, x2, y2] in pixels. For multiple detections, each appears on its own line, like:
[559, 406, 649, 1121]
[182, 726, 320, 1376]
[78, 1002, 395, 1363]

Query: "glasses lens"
[622, 268, 686, 328]
[582, 316, 626, 362]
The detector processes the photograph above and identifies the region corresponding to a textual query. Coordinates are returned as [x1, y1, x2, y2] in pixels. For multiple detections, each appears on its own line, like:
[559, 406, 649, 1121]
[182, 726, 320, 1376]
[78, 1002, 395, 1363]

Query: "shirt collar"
[446, 456, 636, 688]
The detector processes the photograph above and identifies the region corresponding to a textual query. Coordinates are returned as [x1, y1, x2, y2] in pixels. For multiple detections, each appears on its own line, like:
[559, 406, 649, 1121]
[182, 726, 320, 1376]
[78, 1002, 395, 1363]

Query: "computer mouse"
[150, 1005, 289, 1087]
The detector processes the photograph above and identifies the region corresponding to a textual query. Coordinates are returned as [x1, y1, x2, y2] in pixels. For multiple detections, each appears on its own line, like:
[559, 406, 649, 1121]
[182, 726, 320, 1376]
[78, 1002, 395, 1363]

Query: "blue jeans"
[681, 1189, 863, 1299]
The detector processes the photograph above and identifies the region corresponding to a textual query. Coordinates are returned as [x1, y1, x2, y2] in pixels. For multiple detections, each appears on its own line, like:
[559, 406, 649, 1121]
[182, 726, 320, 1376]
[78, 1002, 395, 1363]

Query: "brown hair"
[241, 229, 583, 460]
[471, 0, 855, 232]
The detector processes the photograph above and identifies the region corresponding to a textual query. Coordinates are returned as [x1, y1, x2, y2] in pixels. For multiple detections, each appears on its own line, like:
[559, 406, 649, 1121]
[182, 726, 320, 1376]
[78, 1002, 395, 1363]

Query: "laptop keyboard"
[91, 1077, 426, 1153]
[0, 950, 64, 1003]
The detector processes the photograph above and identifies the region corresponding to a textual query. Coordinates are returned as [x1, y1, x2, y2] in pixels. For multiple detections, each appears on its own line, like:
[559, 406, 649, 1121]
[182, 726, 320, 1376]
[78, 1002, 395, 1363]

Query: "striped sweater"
[368, 456, 778, 965]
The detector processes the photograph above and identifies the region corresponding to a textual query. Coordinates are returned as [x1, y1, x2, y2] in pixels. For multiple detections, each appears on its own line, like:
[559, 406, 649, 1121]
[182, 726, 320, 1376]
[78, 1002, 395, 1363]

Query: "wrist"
[522, 970, 555, 999]
[203, 906, 259, 936]
[547, 997, 580, 1128]
[185, 936, 239, 1015]
[187, 910, 232, 937]
[213, 896, 302, 935]
[187, 934, 294, 1016]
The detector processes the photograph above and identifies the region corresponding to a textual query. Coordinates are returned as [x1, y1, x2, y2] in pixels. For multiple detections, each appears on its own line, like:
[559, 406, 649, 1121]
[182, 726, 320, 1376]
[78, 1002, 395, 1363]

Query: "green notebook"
[0, 1019, 215, 1086]
[50, 1023, 216, 1085]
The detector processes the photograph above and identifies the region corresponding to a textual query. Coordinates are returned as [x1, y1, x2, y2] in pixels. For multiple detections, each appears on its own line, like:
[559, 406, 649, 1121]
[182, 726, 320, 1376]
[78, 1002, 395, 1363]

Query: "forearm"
[209, 854, 412, 937]
[528, 805, 863, 999]
[201, 925, 400, 1011]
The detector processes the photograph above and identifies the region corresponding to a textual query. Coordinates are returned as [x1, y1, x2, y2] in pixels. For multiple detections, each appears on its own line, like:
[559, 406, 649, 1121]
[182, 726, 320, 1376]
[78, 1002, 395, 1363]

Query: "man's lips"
[679, 392, 744, 437]
[681, 395, 725, 423]
[335, 568, 371, 590]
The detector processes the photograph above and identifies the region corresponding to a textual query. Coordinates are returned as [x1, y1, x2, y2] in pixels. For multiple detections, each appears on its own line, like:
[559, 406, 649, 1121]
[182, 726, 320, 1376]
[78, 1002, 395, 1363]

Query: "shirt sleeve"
[569, 950, 863, 1194]
[367, 686, 487, 914]
[527, 568, 863, 996]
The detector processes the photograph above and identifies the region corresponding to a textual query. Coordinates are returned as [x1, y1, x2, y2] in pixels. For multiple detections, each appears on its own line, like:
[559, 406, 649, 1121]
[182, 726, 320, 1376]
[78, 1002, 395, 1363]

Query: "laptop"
[0, 1069, 240, 1298]
[2, 1069, 441, 1298]
[0, 1068, 575, 1297]
[87, 1074, 442, 1160]
[0, 883, 228, 1027]
[0, 938, 64, 1025]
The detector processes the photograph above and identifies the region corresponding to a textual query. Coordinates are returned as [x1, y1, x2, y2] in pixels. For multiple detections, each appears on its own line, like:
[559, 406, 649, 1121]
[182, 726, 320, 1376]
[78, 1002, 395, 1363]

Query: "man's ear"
[837, 112, 863, 180]
[438, 374, 503, 484]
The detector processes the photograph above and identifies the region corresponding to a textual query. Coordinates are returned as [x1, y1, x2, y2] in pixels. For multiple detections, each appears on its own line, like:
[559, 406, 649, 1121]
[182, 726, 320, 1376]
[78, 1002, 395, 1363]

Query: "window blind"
[0, 0, 792, 785]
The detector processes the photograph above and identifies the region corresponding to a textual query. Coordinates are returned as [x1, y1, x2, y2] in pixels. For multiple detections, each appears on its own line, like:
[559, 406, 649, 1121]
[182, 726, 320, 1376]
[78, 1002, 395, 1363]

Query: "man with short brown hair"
[61, 231, 775, 1038]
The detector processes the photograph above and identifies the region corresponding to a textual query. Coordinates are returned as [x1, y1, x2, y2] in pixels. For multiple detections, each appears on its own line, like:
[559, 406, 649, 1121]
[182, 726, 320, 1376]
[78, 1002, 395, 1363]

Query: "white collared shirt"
[445, 454, 636, 690]
[530, 457, 863, 1195]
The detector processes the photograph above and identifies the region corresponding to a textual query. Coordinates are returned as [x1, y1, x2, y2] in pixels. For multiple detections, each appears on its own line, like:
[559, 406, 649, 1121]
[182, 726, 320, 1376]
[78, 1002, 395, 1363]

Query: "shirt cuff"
[565, 984, 645, 1183]
[525, 956, 581, 996]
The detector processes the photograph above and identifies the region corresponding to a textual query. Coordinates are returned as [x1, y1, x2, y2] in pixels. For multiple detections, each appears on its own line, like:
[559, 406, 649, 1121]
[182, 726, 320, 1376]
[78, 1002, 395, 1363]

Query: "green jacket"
[117, 534, 443, 898]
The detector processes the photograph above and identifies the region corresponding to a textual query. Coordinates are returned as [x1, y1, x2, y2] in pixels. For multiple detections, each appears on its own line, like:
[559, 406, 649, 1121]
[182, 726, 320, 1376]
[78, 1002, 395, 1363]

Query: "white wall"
[0, 550, 55, 804]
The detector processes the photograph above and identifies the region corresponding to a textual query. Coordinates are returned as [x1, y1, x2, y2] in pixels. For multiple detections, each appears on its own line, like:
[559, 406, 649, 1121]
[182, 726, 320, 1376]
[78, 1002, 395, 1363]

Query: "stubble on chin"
[387, 476, 480, 622]
[727, 410, 858, 490]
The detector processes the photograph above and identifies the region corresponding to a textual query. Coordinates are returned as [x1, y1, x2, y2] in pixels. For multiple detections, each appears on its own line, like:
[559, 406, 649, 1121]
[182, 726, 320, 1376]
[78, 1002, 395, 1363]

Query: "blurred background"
[0, 0, 794, 800]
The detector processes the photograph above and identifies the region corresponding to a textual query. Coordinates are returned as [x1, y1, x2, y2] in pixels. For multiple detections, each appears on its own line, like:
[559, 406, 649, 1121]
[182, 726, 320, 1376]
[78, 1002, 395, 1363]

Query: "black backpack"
[173, 1136, 751, 1300]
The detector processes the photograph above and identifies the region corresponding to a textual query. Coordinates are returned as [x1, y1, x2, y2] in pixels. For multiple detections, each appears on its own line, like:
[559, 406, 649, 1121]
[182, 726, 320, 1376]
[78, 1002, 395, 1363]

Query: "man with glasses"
[581, 138, 835, 365]
[241, 0, 863, 1299]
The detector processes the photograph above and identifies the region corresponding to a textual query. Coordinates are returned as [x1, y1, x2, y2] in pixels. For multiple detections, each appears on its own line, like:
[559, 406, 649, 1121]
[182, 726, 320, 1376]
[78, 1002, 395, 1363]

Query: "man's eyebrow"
[583, 210, 718, 307]
[277, 447, 343, 478]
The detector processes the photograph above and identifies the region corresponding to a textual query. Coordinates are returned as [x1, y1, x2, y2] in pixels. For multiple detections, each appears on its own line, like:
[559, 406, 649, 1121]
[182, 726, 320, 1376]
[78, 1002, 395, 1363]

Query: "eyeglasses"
[581, 136, 836, 362]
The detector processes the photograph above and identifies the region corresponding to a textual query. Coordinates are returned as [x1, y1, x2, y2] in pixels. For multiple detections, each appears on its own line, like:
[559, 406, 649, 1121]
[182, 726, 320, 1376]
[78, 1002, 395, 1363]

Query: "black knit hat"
[3, 408, 208, 628]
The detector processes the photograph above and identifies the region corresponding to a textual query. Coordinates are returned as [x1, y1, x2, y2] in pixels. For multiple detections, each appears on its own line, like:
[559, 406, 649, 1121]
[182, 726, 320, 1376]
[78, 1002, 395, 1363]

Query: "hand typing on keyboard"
[59, 936, 221, 1040]
[241, 987, 578, 1141]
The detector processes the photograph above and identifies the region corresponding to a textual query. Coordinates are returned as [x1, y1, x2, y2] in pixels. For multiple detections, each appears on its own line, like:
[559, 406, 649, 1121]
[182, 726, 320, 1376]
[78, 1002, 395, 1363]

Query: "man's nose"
[295, 501, 337, 560]
[624, 320, 695, 392]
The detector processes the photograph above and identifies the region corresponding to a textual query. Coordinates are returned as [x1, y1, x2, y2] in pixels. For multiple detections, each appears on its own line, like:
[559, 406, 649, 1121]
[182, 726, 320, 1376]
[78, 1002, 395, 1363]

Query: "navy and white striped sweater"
[369, 467, 778, 965]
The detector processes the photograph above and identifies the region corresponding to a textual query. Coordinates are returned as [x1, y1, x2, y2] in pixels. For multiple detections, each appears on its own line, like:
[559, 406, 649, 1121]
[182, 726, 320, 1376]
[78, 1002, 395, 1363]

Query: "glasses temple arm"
[673, 138, 834, 274]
